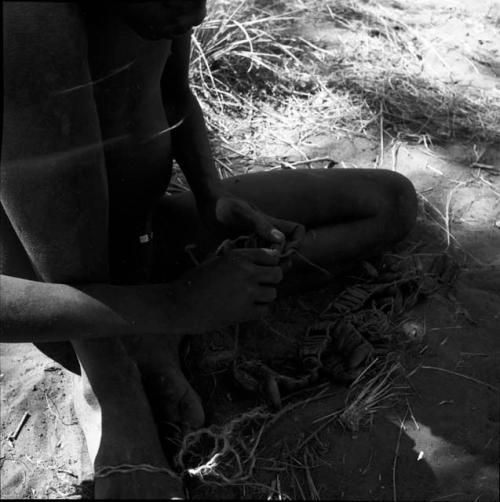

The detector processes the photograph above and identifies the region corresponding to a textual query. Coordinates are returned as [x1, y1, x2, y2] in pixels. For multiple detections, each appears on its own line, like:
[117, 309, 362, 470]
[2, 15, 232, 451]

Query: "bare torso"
[85, 8, 174, 224]
[1, 5, 178, 281]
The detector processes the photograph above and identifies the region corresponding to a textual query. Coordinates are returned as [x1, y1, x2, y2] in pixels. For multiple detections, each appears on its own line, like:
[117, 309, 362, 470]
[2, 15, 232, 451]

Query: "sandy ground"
[1, 0, 499, 499]
[1, 150, 498, 500]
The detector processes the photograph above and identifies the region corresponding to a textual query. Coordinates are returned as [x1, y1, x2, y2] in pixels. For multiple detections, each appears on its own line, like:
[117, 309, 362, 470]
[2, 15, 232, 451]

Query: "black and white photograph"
[1, 0, 499, 499]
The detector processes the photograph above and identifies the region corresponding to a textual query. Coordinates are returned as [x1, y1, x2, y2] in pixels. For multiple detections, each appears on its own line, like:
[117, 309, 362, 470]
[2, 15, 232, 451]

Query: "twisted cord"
[94, 463, 180, 480]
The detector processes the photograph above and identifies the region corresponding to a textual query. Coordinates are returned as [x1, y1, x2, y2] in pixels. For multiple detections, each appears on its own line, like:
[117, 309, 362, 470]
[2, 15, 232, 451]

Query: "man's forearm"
[164, 90, 223, 201]
[0, 274, 185, 343]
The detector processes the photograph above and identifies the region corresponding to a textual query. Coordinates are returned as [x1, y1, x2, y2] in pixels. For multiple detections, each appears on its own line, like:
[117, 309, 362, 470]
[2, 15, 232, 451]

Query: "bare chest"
[85, 12, 174, 210]
[86, 12, 172, 141]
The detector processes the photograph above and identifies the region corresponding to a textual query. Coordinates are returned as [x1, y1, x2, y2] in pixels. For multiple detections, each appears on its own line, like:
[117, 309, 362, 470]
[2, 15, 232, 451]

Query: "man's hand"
[172, 248, 284, 332]
[199, 192, 306, 254]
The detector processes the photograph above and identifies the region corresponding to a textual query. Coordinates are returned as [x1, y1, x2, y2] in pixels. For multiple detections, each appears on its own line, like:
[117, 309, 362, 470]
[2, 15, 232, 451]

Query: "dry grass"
[188, 0, 347, 174]
[176, 354, 407, 497]
[189, 0, 500, 164]
[175, 384, 333, 488]
[190, 0, 316, 107]
[176, 0, 497, 495]
[338, 357, 405, 432]
[175, 246, 456, 495]
[334, 28, 500, 143]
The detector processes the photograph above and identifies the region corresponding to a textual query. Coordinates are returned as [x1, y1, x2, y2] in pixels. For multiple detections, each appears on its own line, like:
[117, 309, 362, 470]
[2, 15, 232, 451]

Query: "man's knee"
[34, 342, 81, 375]
[380, 171, 417, 242]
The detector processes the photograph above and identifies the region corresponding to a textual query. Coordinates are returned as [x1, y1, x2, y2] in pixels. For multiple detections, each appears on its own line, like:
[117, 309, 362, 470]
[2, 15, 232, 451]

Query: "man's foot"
[123, 334, 205, 435]
[72, 360, 184, 499]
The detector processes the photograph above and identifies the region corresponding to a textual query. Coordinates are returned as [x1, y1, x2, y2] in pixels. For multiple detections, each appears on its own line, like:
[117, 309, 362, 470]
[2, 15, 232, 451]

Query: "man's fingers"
[253, 304, 271, 319]
[280, 259, 293, 274]
[268, 216, 306, 248]
[232, 247, 280, 265]
[254, 286, 277, 304]
[253, 213, 284, 245]
[270, 228, 285, 243]
[253, 265, 283, 285]
[291, 222, 306, 244]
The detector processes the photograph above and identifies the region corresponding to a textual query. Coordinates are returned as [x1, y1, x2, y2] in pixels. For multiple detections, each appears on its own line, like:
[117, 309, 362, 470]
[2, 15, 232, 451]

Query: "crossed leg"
[0, 205, 185, 498]
[136, 167, 417, 437]
[71, 338, 185, 499]
[153, 168, 417, 283]
[29, 168, 417, 499]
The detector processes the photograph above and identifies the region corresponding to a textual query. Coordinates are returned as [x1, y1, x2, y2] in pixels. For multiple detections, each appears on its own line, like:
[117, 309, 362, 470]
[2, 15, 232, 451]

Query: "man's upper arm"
[161, 32, 192, 107]
[1, 3, 109, 283]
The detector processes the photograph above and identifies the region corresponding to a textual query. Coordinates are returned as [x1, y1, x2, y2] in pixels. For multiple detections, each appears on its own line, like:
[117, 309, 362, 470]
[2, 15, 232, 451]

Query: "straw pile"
[172, 250, 458, 493]
[170, 0, 495, 494]
[189, 0, 500, 151]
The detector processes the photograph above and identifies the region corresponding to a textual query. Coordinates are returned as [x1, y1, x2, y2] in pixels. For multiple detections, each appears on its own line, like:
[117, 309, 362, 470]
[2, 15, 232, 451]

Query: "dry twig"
[420, 365, 498, 393]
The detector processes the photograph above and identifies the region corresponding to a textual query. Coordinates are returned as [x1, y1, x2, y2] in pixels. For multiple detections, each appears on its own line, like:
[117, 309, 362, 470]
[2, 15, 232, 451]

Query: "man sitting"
[1, 1, 417, 498]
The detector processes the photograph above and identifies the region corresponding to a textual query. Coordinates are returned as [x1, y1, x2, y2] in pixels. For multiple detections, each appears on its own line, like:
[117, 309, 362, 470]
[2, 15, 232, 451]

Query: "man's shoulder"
[4, 2, 89, 100]
[4, 2, 86, 39]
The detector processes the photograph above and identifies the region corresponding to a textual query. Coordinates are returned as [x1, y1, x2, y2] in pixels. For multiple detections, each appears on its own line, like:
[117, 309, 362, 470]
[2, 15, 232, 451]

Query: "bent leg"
[68, 167, 416, 474]
[121, 333, 205, 434]
[72, 337, 184, 499]
[152, 168, 417, 285]
[0, 202, 81, 372]
[100, 210, 205, 450]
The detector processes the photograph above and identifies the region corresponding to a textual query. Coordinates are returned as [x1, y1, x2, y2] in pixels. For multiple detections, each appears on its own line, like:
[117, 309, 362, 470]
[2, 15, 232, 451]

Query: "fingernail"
[271, 229, 284, 241]
[263, 248, 279, 256]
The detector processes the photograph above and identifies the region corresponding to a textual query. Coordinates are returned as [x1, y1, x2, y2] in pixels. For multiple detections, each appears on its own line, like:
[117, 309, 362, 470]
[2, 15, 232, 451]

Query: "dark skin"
[1, 1, 417, 498]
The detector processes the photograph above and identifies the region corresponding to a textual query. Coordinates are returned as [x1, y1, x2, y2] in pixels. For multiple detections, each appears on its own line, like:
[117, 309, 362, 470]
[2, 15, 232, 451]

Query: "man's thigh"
[214, 168, 410, 225]
[151, 168, 414, 280]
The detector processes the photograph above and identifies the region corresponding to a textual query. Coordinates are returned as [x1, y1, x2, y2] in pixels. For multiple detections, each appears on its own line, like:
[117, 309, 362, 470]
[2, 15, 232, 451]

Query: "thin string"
[94, 463, 180, 480]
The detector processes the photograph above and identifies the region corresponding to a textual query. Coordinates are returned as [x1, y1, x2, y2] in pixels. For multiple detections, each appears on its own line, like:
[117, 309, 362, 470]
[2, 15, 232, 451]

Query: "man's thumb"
[255, 217, 284, 244]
